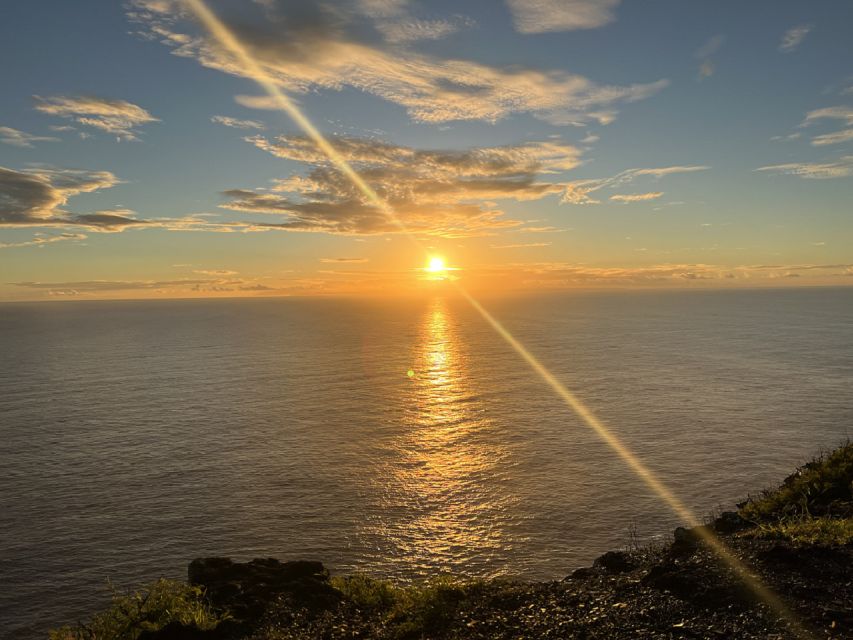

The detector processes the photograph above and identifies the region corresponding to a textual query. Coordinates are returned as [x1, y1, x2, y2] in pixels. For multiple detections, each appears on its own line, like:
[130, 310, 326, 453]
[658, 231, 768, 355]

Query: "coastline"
[52, 444, 852, 640]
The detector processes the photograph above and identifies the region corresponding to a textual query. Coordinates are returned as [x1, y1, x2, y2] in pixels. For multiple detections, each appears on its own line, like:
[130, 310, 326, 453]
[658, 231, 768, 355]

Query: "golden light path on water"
[181, 1, 809, 635]
[370, 299, 513, 573]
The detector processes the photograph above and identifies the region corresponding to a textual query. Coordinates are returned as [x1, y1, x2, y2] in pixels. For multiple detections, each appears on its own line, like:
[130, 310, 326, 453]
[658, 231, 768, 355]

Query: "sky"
[1, 0, 852, 300]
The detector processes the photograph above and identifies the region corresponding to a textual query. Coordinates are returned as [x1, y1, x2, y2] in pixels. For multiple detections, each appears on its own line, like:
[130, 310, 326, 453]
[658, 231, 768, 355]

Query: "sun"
[426, 256, 446, 273]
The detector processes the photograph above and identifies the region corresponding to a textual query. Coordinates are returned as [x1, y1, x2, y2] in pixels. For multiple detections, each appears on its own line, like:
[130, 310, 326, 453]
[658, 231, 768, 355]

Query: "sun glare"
[427, 256, 447, 273]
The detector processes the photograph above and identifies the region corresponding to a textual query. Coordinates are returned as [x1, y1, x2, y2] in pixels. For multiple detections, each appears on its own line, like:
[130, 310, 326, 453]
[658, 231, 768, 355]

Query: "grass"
[739, 441, 851, 521]
[738, 516, 853, 545]
[737, 441, 852, 545]
[49, 579, 227, 640]
[329, 574, 493, 639]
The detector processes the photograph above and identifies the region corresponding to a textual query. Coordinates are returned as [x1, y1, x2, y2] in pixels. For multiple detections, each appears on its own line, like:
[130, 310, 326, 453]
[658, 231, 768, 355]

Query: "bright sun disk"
[427, 256, 446, 273]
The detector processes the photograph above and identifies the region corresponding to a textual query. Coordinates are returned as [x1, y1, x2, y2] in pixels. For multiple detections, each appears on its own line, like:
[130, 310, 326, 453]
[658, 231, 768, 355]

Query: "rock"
[187, 557, 341, 631]
[671, 527, 700, 555]
[713, 511, 749, 534]
[593, 551, 636, 574]
[568, 567, 596, 580]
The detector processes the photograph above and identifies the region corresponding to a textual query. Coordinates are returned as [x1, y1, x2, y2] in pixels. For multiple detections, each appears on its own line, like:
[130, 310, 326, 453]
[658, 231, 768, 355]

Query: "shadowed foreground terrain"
[51, 444, 852, 639]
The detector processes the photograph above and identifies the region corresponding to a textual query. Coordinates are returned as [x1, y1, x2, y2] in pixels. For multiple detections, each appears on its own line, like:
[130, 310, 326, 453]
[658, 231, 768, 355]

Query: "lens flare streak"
[180, 1, 809, 636]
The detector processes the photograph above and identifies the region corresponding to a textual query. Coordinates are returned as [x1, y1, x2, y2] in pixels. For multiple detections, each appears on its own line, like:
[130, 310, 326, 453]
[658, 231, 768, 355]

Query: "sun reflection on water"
[364, 297, 519, 577]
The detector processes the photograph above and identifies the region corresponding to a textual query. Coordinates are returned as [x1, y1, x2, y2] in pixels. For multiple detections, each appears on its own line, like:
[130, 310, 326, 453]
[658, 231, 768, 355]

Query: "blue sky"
[1, 0, 852, 299]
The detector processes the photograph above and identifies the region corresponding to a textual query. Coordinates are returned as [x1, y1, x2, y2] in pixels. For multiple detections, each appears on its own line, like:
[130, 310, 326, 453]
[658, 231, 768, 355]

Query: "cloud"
[803, 106, 853, 125]
[0, 232, 87, 249]
[192, 268, 239, 275]
[802, 106, 853, 147]
[609, 191, 663, 202]
[779, 24, 812, 52]
[12, 278, 240, 293]
[478, 261, 853, 287]
[320, 257, 369, 263]
[0, 166, 123, 226]
[211, 115, 265, 129]
[33, 95, 159, 141]
[812, 128, 853, 146]
[564, 165, 709, 204]
[770, 132, 801, 142]
[355, 0, 474, 44]
[505, 0, 620, 33]
[755, 156, 853, 179]
[695, 34, 725, 79]
[222, 134, 583, 236]
[518, 225, 565, 232]
[127, 0, 665, 126]
[490, 242, 551, 249]
[0, 126, 59, 148]
[376, 18, 467, 43]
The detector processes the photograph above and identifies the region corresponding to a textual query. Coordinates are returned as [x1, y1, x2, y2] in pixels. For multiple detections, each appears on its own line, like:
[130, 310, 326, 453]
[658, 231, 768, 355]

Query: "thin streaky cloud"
[610, 192, 664, 202]
[0, 232, 87, 249]
[506, 0, 621, 33]
[211, 115, 265, 129]
[811, 129, 853, 146]
[491, 242, 551, 249]
[564, 166, 709, 204]
[0, 126, 60, 148]
[779, 24, 813, 52]
[33, 95, 159, 141]
[755, 156, 853, 179]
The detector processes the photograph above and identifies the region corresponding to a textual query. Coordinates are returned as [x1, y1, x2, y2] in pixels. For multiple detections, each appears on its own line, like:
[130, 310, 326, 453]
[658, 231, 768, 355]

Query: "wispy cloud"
[127, 0, 665, 126]
[812, 129, 853, 146]
[211, 115, 265, 130]
[610, 191, 664, 203]
[0, 126, 59, 148]
[564, 165, 709, 204]
[33, 95, 159, 141]
[192, 268, 238, 275]
[518, 225, 565, 232]
[505, 0, 620, 33]
[490, 242, 551, 249]
[0, 232, 87, 249]
[779, 24, 813, 52]
[695, 34, 725, 79]
[755, 156, 853, 179]
[320, 257, 369, 263]
[476, 261, 853, 287]
[801, 106, 853, 147]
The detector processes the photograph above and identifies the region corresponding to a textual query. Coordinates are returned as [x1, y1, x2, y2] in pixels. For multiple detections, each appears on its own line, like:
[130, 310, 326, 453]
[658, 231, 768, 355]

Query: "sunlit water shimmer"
[1, 288, 851, 638]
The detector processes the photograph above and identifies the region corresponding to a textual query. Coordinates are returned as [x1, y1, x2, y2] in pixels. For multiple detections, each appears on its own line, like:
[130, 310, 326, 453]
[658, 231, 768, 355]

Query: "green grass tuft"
[739, 441, 852, 522]
[738, 516, 853, 545]
[49, 578, 228, 640]
[330, 574, 399, 612]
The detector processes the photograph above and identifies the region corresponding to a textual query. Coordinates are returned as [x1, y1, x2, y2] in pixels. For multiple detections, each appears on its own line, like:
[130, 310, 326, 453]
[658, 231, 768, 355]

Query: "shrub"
[330, 574, 399, 612]
[49, 578, 227, 640]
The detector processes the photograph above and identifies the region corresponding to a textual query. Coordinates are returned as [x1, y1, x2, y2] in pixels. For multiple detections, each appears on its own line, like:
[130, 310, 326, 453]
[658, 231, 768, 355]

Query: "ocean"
[1, 288, 850, 638]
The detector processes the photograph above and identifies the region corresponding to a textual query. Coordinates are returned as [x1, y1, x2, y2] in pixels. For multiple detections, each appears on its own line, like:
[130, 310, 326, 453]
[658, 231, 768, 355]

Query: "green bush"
[330, 574, 399, 612]
[50, 578, 227, 640]
[387, 576, 486, 639]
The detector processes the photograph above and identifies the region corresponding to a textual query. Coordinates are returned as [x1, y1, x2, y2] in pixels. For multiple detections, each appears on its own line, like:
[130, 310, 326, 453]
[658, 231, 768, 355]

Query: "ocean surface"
[1, 288, 851, 638]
